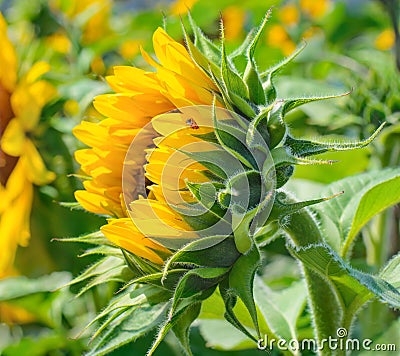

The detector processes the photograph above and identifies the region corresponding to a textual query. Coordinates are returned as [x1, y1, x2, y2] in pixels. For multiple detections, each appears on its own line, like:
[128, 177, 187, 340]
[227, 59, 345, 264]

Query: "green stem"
[283, 209, 342, 356]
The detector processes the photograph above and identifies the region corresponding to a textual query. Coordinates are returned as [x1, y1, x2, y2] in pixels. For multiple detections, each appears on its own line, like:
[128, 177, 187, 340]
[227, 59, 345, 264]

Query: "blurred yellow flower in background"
[45, 32, 72, 54]
[222, 6, 245, 41]
[300, 0, 330, 19]
[170, 0, 198, 15]
[0, 13, 56, 322]
[90, 55, 106, 75]
[74, 27, 218, 263]
[266, 24, 296, 56]
[119, 39, 142, 61]
[64, 99, 80, 116]
[50, 0, 111, 44]
[279, 4, 299, 26]
[375, 29, 395, 50]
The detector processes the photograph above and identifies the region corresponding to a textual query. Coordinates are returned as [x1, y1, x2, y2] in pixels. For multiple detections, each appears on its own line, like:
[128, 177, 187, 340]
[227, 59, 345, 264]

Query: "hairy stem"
[282, 208, 342, 355]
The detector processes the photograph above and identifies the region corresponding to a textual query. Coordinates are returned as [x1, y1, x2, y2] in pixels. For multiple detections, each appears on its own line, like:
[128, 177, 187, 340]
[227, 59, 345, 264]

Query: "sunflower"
[0, 13, 56, 322]
[72, 11, 389, 355]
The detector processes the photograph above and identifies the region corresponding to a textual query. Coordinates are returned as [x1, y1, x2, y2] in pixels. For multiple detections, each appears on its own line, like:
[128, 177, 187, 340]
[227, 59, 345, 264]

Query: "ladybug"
[186, 117, 199, 129]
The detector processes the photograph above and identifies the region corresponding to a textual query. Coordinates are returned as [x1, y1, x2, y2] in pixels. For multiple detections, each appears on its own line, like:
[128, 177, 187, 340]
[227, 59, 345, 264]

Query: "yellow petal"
[0, 160, 26, 213]
[0, 177, 33, 274]
[101, 218, 170, 264]
[129, 199, 194, 233]
[10, 87, 41, 132]
[24, 61, 50, 84]
[151, 106, 214, 137]
[74, 189, 110, 215]
[148, 184, 195, 205]
[152, 27, 217, 90]
[91, 166, 121, 186]
[28, 80, 57, 108]
[157, 67, 214, 105]
[0, 14, 17, 92]
[107, 66, 161, 94]
[73, 121, 109, 148]
[1, 118, 25, 157]
[22, 140, 55, 185]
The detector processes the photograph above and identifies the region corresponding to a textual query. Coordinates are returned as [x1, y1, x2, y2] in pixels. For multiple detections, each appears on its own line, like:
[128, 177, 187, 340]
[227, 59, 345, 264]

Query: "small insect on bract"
[186, 117, 199, 129]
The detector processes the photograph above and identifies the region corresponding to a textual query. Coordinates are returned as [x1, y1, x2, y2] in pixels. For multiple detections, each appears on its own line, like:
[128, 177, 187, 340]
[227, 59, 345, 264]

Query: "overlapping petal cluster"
[73, 28, 218, 263]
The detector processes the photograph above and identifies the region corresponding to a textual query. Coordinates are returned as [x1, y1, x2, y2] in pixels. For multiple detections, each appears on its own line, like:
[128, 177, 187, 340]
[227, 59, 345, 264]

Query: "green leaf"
[227, 245, 262, 339]
[284, 123, 385, 157]
[198, 319, 256, 350]
[245, 106, 272, 148]
[282, 91, 350, 116]
[65, 256, 125, 293]
[260, 40, 307, 79]
[188, 12, 221, 66]
[212, 115, 258, 170]
[380, 253, 400, 289]
[180, 145, 240, 179]
[171, 267, 228, 316]
[241, 10, 272, 106]
[146, 301, 201, 356]
[0, 272, 71, 301]
[293, 149, 371, 184]
[2, 332, 83, 356]
[84, 285, 170, 345]
[228, 27, 256, 60]
[172, 303, 202, 356]
[219, 278, 258, 343]
[271, 146, 336, 167]
[130, 270, 186, 292]
[87, 300, 169, 356]
[315, 168, 400, 257]
[289, 243, 400, 310]
[226, 91, 257, 118]
[199, 287, 274, 346]
[54, 230, 112, 246]
[0, 272, 72, 327]
[269, 190, 340, 222]
[260, 41, 307, 103]
[163, 235, 240, 272]
[122, 249, 162, 276]
[181, 21, 220, 79]
[79, 245, 123, 258]
[254, 279, 307, 342]
[76, 264, 131, 298]
[57, 201, 84, 210]
[244, 59, 265, 105]
[221, 30, 249, 100]
[185, 181, 227, 219]
[266, 104, 286, 148]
